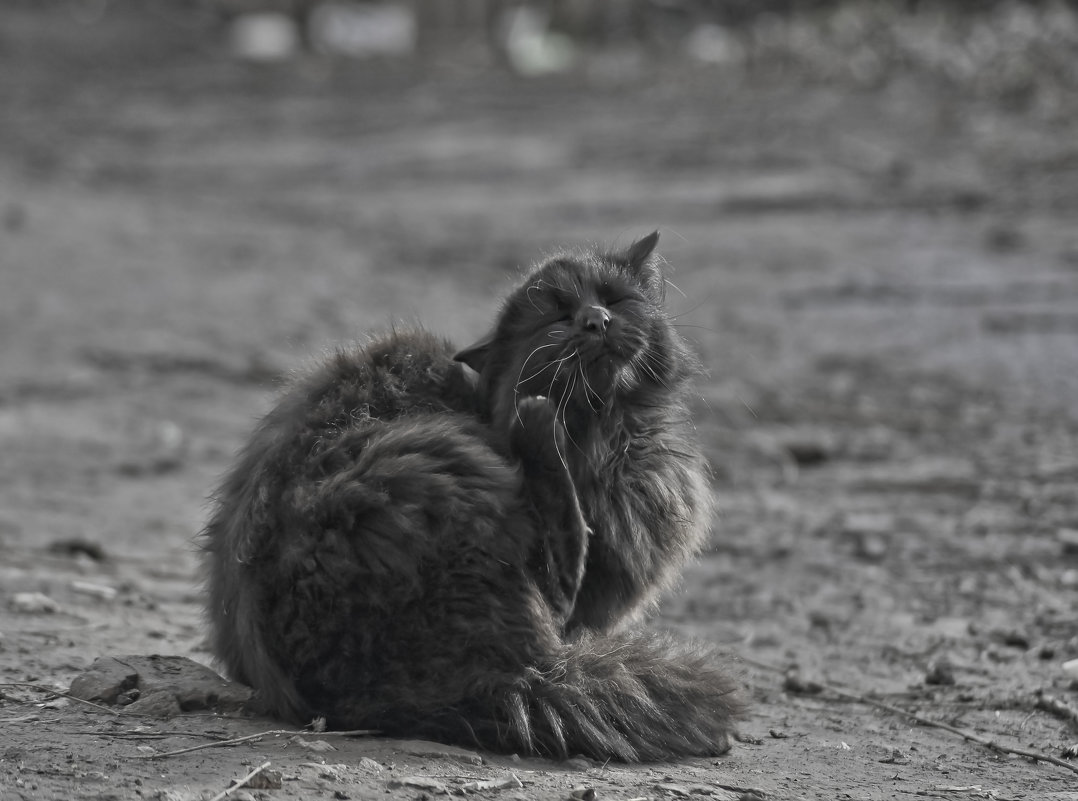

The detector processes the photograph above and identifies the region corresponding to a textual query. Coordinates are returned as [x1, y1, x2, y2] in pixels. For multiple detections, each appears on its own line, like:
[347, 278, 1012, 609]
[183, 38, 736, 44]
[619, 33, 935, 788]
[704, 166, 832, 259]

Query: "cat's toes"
[511, 396, 567, 468]
[514, 395, 557, 431]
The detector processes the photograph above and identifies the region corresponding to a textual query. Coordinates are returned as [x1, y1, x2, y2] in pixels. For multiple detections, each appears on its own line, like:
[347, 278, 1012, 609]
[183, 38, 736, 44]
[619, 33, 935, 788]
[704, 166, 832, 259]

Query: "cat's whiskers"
[514, 342, 562, 395]
[513, 343, 567, 429]
[663, 277, 688, 299]
[578, 363, 603, 412]
[526, 284, 544, 313]
[665, 290, 714, 321]
[519, 355, 568, 386]
[554, 367, 579, 471]
[544, 348, 573, 405]
[637, 350, 672, 390]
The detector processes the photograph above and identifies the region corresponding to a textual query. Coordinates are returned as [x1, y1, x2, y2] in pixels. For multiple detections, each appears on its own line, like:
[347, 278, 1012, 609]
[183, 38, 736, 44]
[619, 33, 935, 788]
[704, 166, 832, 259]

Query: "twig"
[208, 761, 271, 801]
[132, 728, 375, 759]
[74, 729, 237, 741]
[0, 682, 119, 716]
[742, 658, 1078, 776]
[823, 685, 1078, 776]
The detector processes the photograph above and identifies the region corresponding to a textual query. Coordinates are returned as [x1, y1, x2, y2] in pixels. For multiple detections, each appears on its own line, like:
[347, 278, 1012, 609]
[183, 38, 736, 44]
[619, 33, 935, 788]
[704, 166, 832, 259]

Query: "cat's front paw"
[511, 396, 568, 470]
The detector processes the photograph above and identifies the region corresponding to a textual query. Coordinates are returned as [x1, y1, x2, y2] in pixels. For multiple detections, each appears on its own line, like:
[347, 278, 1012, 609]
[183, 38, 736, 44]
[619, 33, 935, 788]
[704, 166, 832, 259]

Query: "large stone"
[68, 656, 138, 704]
[68, 655, 253, 716]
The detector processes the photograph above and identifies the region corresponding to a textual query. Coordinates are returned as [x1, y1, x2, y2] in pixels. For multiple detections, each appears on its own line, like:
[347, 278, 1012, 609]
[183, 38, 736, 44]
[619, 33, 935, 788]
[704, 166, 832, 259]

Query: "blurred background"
[2, 2, 1078, 794]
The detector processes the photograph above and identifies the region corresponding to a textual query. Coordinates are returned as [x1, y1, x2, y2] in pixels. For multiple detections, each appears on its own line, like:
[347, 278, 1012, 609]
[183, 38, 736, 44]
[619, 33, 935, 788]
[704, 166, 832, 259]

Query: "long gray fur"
[202, 233, 745, 761]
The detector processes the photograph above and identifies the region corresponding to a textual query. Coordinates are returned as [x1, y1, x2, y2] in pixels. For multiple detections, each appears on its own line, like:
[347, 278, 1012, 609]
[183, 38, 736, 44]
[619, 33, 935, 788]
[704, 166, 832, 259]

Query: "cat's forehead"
[522, 252, 634, 292]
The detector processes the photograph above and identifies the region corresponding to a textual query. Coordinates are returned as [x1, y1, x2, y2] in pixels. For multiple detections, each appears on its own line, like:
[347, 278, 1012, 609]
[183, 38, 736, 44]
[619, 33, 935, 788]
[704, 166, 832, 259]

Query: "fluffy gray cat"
[202, 232, 744, 761]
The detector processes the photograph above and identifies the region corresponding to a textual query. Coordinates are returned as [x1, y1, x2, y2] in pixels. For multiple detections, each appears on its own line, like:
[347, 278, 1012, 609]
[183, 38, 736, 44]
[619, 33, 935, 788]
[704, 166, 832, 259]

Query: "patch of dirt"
[2, 4, 1077, 800]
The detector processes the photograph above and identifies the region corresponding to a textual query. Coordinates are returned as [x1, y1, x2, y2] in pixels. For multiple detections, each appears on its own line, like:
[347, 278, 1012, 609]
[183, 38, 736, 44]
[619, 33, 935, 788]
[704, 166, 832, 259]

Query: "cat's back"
[287, 328, 477, 437]
[203, 328, 496, 708]
[211, 328, 482, 538]
[249, 329, 471, 458]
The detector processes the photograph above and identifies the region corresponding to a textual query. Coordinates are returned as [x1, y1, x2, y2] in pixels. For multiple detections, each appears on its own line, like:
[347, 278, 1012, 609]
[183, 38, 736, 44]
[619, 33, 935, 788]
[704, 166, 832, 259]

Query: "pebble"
[356, 757, 383, 774]
[840, 512, 893, 561]
[70, 581, 118, 602]
[397, 739, 483, 765]
[387, 777, 447, 794]
[1058, 528, 1078, 556]
[925, 658, 956, 686]
[9, 592, 60, 614]
[229, 13, 299, 62]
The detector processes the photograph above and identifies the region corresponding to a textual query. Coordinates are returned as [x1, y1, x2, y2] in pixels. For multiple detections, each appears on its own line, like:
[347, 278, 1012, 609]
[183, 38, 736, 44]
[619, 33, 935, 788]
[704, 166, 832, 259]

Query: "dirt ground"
[2, 4, 1078, 800]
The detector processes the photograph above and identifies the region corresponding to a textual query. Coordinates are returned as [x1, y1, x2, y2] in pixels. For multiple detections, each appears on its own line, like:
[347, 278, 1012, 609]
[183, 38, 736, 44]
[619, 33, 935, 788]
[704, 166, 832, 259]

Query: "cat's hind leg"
[510, 396, 590, 627]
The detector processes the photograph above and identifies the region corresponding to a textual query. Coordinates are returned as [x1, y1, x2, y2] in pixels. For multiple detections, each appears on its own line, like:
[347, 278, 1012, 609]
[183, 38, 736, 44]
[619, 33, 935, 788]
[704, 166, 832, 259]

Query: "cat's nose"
[579, 305, 611, 334]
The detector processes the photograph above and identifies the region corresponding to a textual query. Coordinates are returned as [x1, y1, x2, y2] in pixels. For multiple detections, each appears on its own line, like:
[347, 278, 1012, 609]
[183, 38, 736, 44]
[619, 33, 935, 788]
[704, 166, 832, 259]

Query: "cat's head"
[454, 232, 698, 428]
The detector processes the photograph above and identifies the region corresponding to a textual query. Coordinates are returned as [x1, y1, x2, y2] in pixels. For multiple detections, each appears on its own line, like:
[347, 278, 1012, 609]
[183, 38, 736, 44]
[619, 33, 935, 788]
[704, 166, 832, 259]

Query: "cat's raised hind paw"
[511, 396, 569, 471]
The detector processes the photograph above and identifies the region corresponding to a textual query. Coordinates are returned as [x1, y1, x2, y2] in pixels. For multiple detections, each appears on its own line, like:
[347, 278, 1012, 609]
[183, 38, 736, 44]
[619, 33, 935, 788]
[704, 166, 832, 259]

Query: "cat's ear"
[625, 230, 660, 272]
[453, 331, 495, 374]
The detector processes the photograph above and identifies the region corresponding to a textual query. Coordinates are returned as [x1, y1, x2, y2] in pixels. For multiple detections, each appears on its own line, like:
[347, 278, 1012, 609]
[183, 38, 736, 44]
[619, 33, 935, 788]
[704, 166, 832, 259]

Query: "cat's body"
[203, 233, 744, 761]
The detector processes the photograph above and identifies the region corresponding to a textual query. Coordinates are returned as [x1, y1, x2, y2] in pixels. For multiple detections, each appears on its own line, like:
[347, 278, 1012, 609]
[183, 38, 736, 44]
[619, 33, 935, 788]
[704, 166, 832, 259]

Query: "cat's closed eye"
[601, 288, 643, 308]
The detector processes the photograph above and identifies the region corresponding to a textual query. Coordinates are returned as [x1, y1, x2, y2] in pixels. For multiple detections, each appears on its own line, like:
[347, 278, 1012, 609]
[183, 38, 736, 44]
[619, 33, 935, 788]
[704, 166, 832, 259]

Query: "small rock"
[841, 511, 894, 538]
[777, 428, 836, 467]
[925, 658, 956, 686]
[303, 763, 344, 782]
[879, 748, 912, 764]
[460, 776, 524, 793]
[47, 539, 107, 561]
[568, 788, 596, 801]
[397, 739, 483, 765]
[229, 13, 299, 61]
[840, 512, 893, 562]
[10, 592, 60, 614]
[356, 757, 382, 773]
[994, 629, 1031, 649]
[783, 671, 824, 695]
[1058, 528, 1078, 556]
[387, 776, 447, 794]
[70, 581, 118, 602]
[289, 736, 337, 753]
[1062, 658, 1078, 681]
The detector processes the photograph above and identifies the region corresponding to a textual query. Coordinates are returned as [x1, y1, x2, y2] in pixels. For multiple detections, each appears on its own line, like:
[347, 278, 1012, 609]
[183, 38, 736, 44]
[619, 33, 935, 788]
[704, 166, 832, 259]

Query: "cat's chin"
[571, 357, 633, 408]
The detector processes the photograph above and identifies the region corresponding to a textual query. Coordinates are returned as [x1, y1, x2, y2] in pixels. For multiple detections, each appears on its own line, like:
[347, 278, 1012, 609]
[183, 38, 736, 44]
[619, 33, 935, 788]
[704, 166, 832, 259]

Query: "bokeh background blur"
[2, 2, 1078, 797]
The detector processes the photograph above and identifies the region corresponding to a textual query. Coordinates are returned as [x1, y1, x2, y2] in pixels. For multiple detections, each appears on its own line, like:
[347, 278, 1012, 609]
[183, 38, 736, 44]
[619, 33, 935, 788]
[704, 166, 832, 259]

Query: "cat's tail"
[472, 630, 745, 762]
